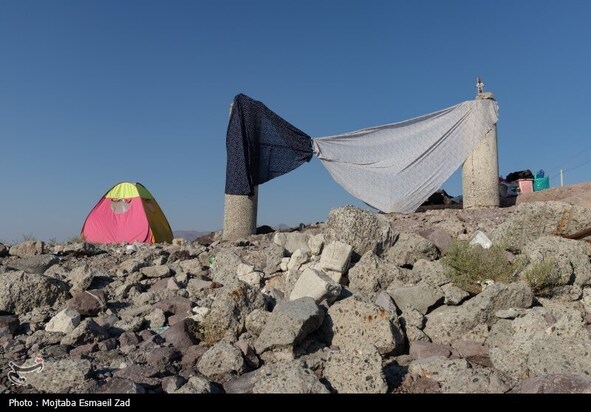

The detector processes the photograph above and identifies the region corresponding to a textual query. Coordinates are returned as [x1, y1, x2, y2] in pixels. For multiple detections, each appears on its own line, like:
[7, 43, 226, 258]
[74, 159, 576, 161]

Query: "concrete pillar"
[222, 100, 258, 241]
[222, 187, 258, 240]
[462, 92, 500, 209]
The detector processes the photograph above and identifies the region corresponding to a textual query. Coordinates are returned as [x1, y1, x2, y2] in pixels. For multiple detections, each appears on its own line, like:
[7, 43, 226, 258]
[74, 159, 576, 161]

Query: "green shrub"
[522, 259, 561, 295]
[442, 240, 525, 294]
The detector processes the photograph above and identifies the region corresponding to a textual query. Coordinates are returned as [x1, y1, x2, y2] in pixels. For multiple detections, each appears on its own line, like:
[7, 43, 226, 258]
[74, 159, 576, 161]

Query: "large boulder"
[26, 358, 92, 393]
[7, 255, 59, 274]
[385, 232, 440, 267]
[386, 283, 444, 315]
[325, 206, 395, 260]
[424, 281, 533, 345]
[325, 297, 405, 356]
[510, 374, 591, 394]
[210, 249, 243, 288]
[490, 201, 591, 250]
[522, 235, 591, 287]
[0, 271, 69, 314]
[347, 252, 404, 302]
[252, 360, 329, 394]
[323, 346, 388, 393]
[199, 284, 266, 344]
[8, 240, 44, 257]
[254, 297, 324, 354]
[197, 342, 245, 382]
[407, 356, 509, 393]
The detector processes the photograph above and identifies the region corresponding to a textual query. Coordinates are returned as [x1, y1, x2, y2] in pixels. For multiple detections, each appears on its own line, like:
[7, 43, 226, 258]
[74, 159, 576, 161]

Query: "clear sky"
[2, 0, 591, 242]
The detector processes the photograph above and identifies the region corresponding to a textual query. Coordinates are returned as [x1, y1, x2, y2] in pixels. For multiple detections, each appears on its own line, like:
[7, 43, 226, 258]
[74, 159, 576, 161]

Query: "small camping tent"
[81, 182, 173, 244]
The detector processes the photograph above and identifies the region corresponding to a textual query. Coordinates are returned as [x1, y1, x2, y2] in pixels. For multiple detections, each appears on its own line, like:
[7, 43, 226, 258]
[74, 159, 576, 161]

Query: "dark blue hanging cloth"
[225, 94, 314, 195]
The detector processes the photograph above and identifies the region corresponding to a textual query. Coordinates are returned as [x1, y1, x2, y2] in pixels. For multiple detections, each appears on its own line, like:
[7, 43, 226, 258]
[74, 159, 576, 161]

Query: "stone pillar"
[462, 89, 500, 209]
[222, 100, 259, 241]
[222, 187, 258, 240]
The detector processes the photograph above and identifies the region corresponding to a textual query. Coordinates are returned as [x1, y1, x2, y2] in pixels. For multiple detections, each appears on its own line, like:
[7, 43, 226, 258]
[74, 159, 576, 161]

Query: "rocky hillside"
[1, 200, 591, 394]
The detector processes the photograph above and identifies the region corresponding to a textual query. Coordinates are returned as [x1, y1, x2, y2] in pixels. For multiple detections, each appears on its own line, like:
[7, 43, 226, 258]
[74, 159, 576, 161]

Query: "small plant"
[442, 240, 525, 294]
[21, 233, 37, 241]
[522, 259, 561, 295]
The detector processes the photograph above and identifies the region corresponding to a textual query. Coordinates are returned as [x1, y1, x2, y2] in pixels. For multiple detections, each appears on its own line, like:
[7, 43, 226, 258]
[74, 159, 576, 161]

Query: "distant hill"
[173, 230, 213, 241]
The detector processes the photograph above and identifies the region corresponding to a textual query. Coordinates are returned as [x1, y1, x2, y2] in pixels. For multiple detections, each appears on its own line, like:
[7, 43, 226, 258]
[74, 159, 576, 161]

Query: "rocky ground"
[1, 196, 591, 394]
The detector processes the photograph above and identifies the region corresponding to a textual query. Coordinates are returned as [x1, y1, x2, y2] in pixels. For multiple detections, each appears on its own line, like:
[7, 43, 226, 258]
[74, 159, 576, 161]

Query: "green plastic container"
[533, 177, 550, 191]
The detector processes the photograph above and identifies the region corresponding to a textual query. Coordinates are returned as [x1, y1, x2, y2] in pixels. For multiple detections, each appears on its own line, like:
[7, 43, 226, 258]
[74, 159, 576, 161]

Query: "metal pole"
[560, 169, 564, 187]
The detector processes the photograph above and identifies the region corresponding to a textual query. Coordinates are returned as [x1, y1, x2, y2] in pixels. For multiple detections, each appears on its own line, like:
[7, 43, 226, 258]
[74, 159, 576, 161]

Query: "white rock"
[289, 268, 342, 303]
[45, 309, 81, 333]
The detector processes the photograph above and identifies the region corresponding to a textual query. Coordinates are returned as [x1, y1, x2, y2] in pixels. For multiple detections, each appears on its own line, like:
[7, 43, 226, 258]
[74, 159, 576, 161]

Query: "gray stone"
[112, 364, 159, 386]
[178, 345, 207, 369]
[0, 242, 8, 257]
[289, 268, 342, 303]
[197, 342, 245, 381]
[163, 318, 199, 349]
[118, 257, 148, 274]
[286, 249, 309, 273]
[408, 356, 509, 393]
[0, 271, 68, 314]
[26, 358, 91, 393]
[387, 284, 444, 315]
[489, 347, 529, 383]
[9, 240, 44, 257]
[0, 315, 19, 336]
[374, 290, 398, 313]
[418, 227, 453, 254]
[348, 252, 404, 301]
[528, 335, 591, 376]
[67, 265, 95, 295]
[245, 308, 270, 337]
[424, 281, 533, 345]
[179, 258, 205, 275]
[162, 375, 186, 393]
[495, 308, 529, 319]
[273, 232, 310, 255]
[8, 255, 59, 274]
[253, 360, 329, 393]
[510, 374, 591, 393]
[145, 308, 166, 328]
[490, 202, 591, 251]
[173, 375, 219, 394]
[145, 347, 181, 368]
[405, 325, 430, 342]
[45, 309, 81, 334]
[56, 242, 104, 257]
[409, 341, 452, 360]
[327, 297, 405, 356]
[323, 347, 387, 393]
[68, 289, 107, 316]
[153, 296, 193, 318]
[319, 241, 352, 273]
[223, 370, 257, 394]
[61, 318, 108, 346]
[210, 249, 243, 288]
[97, 378, 146, 394]
[141, 264, 172, 278]
[200, 284, 266, 344]
[451, 340, 489, 359]
[411, 259, 450, 287]
[522, 235, 591, 287]
[385, 232, 440, 267]
[442, 283, 470, 305]
[255, 297, 324, 354]
[400, 307, 425, 329]
[325, 205, 395, 259]
[308, 234, 325, 256]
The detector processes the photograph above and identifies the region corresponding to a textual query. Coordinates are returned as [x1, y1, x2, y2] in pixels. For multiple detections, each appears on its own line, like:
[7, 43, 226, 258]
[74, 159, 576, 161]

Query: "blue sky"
[2, 0, 591, 242]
